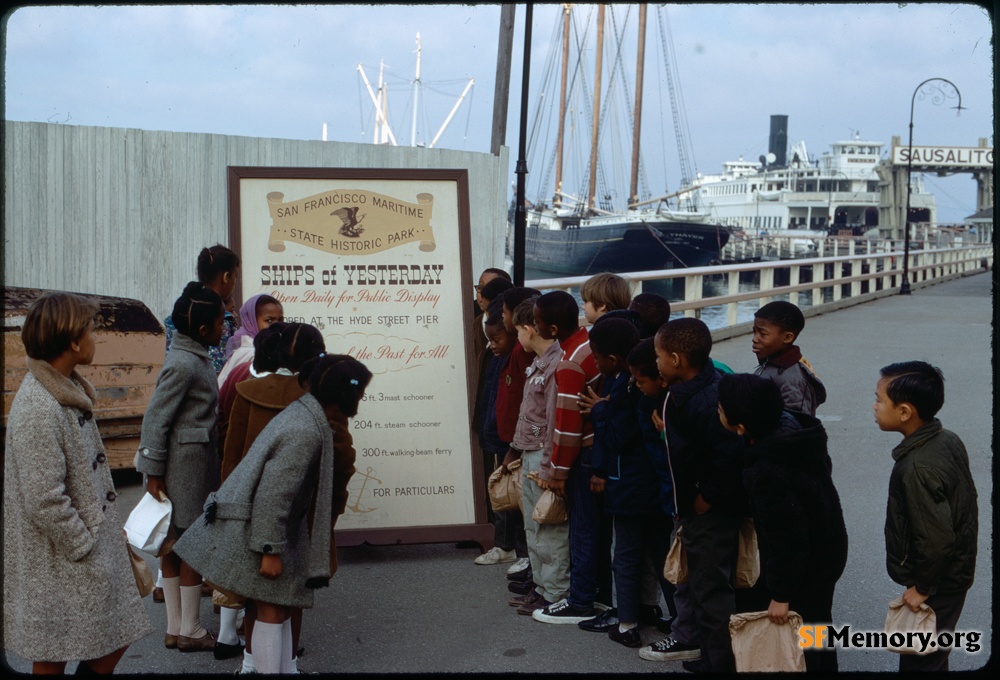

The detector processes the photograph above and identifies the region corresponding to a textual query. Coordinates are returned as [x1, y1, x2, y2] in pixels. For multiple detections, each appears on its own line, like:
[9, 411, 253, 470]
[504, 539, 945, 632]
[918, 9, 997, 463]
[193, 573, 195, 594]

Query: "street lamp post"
[900, 78, 963, 294]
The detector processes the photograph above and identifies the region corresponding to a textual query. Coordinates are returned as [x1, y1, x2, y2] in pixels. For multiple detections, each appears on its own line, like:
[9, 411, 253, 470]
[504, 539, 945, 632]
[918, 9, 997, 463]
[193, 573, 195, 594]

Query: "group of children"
[136, 244, 370, 674]
[471, 268, 978, 673]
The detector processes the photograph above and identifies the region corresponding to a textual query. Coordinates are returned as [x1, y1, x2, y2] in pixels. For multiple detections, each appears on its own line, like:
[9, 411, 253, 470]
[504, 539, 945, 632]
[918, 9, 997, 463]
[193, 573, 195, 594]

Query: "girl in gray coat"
[135, 281, 225, 653]
[4, 292, 152, 673]
[174, 354, 371, 673]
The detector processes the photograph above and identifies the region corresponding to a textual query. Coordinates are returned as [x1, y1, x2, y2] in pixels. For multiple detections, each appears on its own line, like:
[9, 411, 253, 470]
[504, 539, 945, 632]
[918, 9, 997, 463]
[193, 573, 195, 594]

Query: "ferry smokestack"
[769, 115, 788, 167]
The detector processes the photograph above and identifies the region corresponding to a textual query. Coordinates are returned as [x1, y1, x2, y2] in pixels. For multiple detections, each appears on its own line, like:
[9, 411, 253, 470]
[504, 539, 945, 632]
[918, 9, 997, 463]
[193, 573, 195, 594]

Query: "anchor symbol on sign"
[347, 466, 382, 513]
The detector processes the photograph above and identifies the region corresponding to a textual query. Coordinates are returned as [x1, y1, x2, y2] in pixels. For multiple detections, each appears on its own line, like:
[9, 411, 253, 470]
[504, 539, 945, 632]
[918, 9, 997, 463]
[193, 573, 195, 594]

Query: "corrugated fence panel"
[4, 121, 507, 321]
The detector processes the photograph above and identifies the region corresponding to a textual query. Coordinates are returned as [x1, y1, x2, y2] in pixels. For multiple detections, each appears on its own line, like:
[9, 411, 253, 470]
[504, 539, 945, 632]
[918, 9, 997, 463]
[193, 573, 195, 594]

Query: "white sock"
[218, 607, 240, 646]
[156, 569, 164, 588]
[620, 622, 637, 632]
[241, 650, 255, 674]
[291, 656, 299, 674]
[253, 621, 283, 674]
[179, 584, 208, 639]
[279, 618, 294, 674]
[161, 576, 182, 636]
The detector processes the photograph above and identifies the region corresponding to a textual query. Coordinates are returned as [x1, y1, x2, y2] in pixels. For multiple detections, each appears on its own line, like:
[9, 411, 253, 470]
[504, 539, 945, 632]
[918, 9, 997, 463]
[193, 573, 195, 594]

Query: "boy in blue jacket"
[579, 318, 671, 648]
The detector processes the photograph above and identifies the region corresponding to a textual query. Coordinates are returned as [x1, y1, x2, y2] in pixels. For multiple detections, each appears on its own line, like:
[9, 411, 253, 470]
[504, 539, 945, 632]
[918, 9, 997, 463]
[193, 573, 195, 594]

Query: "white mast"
[411, 33, 422, 147]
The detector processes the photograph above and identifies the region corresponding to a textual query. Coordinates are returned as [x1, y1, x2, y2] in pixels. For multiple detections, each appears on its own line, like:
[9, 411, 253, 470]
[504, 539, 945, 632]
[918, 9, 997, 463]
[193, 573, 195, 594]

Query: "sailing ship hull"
[523, 218, 730, 276]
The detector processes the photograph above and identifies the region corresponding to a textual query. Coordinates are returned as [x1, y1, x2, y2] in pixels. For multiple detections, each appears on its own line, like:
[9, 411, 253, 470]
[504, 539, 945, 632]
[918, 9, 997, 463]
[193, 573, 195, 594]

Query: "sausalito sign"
[892, 144, 993, 168]
[228, 166, 490, 546]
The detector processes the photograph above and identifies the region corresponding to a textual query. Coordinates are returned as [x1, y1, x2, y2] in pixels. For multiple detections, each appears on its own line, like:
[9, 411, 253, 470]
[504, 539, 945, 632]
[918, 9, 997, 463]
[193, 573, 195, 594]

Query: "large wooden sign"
[228, 167, 491, 547]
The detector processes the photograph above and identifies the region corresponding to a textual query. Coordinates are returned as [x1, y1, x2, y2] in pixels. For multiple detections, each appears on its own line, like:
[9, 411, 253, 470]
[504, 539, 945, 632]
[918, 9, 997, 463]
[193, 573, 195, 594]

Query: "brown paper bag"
[207, 581, 246, 609]
[126, 542, 155, 598]
[729, 610, 806, 672]
[488, 459, 522, 512]
[735, 517, 760, 588]
[885, 597, 937, 655]
[663, 526, 688, 584]
[532, 489, 568, 525]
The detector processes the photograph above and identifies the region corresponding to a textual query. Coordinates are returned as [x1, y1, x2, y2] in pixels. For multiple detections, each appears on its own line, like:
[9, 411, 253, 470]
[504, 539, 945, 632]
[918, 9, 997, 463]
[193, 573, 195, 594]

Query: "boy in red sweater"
[530, 291, 612, 624]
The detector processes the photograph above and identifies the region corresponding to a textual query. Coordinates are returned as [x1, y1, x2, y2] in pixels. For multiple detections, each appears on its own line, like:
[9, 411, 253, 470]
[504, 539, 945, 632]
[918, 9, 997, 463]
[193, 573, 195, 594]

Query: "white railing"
[526, 244, 993, 334]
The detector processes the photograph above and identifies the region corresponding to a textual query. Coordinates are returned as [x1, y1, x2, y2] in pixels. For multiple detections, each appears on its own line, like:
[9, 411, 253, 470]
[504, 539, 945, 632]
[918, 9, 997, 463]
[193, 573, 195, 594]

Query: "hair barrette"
[319, 352, 326, 358]
[350, 378, 359, 386]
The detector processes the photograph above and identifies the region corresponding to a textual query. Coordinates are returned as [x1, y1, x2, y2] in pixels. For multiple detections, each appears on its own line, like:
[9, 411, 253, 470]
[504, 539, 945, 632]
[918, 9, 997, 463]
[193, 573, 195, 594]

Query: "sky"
[3, 3, 994, 223]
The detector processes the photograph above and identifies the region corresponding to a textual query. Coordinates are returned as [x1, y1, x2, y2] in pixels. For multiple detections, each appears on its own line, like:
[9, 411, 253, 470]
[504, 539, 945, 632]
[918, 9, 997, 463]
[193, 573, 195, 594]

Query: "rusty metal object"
[3, 287, 164, 469]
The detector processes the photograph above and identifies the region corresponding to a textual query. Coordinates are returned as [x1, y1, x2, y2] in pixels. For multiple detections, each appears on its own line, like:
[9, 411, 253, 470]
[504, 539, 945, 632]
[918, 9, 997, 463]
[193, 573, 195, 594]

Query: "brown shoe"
[201, 583, 213, 597]
[177, 631, 216, 652]
[517, 596, 551, 616]
[164, 634, 177, 649]
[509, 590, 540, 607]
[153, 587, 165, 603]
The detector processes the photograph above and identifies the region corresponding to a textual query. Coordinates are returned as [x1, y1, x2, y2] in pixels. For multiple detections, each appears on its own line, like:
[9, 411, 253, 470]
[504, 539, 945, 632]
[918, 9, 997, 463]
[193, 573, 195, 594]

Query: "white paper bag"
[885, 596, 937, 655]
[124, 492, 173, 554]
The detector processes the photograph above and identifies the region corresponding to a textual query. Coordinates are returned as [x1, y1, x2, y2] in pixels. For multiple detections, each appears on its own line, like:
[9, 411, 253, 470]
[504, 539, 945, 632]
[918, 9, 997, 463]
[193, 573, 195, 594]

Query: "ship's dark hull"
[523, 219, 730, 276]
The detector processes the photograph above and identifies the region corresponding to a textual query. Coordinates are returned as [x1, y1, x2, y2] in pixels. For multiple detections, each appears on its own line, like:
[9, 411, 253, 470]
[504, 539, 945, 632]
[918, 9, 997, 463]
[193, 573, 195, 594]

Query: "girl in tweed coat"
[4, 292, 152, 673]
[135, 281, 225, 653]
[175, 354, 369, 674]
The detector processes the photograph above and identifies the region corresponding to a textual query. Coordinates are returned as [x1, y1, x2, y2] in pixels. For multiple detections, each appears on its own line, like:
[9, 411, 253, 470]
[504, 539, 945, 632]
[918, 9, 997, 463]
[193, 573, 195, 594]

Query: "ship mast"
[587, 4, 606, 214]
[628, 4, 647, 208]
[553, 4, 571, 207]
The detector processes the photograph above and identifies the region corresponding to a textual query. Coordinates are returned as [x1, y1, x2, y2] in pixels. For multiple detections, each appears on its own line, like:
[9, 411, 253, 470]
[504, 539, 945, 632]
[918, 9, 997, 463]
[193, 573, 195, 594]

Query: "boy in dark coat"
[874, 361, 978, 673]
[642, 318, 744, 671]
[718, 373, 848, 674]
[582, 319, 668, 647]
[751, 300, 826, 415]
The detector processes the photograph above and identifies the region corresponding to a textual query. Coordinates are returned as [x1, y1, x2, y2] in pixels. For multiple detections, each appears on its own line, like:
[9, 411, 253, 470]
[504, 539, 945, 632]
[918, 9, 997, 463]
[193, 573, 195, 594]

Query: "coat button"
[262, 544, 273, 554]
[106, 491, 117, 502]
[96, 453, 106, 464]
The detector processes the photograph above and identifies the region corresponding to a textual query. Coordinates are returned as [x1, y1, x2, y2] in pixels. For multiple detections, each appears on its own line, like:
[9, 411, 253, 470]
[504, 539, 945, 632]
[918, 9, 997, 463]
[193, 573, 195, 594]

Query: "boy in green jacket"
[874, 361, 978, 672]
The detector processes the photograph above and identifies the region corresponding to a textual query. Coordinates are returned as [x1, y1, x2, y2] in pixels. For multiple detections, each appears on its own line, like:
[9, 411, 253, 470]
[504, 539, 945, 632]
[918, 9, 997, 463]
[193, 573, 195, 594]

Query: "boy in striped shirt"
[530, 291, 612, 624]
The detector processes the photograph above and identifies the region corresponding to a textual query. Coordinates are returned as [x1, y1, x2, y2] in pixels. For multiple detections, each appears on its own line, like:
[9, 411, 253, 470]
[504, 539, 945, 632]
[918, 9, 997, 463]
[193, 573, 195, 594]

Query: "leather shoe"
[608, 625, 643, 648]
[213, 639, 244, 661]
[578, 607, 619, 633]
[164, 634, 177, 649]
[152, 587, 165, 603]
[177, 631, 216, 652]
[507, 578, 535, 595]
[682, 658, 708, 674]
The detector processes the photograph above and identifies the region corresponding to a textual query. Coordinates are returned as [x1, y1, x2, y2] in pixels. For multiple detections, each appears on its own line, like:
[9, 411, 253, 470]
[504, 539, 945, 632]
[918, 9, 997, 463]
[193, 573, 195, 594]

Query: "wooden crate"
[3, 287, 165, 469]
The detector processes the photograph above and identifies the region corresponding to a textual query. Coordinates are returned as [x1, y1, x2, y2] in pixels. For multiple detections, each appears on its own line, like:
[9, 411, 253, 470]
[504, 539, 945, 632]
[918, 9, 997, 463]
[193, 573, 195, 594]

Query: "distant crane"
[354, 34, 474, 149]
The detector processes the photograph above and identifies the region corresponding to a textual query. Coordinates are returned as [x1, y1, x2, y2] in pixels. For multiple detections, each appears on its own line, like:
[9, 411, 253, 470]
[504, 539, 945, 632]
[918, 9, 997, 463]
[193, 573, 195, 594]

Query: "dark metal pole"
[900, 77, 963, 295]
[513, 3, 532, 287]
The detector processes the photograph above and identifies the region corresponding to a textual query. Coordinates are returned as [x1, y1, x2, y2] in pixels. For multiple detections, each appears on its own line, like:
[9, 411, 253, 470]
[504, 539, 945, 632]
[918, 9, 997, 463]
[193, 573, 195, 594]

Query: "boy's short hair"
[755, 300, 805, 338]
[654, 317, 712, 370]
[502, 286, 542, 312]
[626, 337, 659, 379]
[630, 293, 672, 339]
[718, 373, 785, 439]
[580, 272, 632, 312]
[21, 291, 100, 361]
[595, 308, 643, 335]
[484, 297, 506, 328]
[512, 296, 540, 327]
[481, 267, 512, 283]
[879, 361, 945, 421]
[534, 291, 579, 332]
[480, 277, 514, 304]
[588, 317, 640, 360]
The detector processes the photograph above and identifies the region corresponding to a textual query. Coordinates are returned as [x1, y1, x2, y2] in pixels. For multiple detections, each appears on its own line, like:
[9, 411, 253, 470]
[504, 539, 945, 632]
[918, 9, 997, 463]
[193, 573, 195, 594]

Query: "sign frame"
[227, 165, 493, 548]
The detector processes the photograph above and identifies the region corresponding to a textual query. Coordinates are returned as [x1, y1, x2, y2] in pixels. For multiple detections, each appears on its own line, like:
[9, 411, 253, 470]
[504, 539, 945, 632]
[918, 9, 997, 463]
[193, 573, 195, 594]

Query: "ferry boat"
[676, 115, 937, 256]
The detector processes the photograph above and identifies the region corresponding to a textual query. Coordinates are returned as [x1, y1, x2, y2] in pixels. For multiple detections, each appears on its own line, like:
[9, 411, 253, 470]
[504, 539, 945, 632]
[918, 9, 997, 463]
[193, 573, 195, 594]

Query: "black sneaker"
[639, 636, 701, 661]
[578, 607, 619, 633]
[531, 599, 596, 624]
[608, 625, 643, 648]
[507, 578, 535, 595]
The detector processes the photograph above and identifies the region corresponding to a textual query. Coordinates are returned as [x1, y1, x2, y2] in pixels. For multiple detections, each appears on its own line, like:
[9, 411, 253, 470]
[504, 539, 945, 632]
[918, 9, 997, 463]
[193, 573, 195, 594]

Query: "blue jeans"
[566, 454, 613, 610]
[613, 509, 675, 624]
